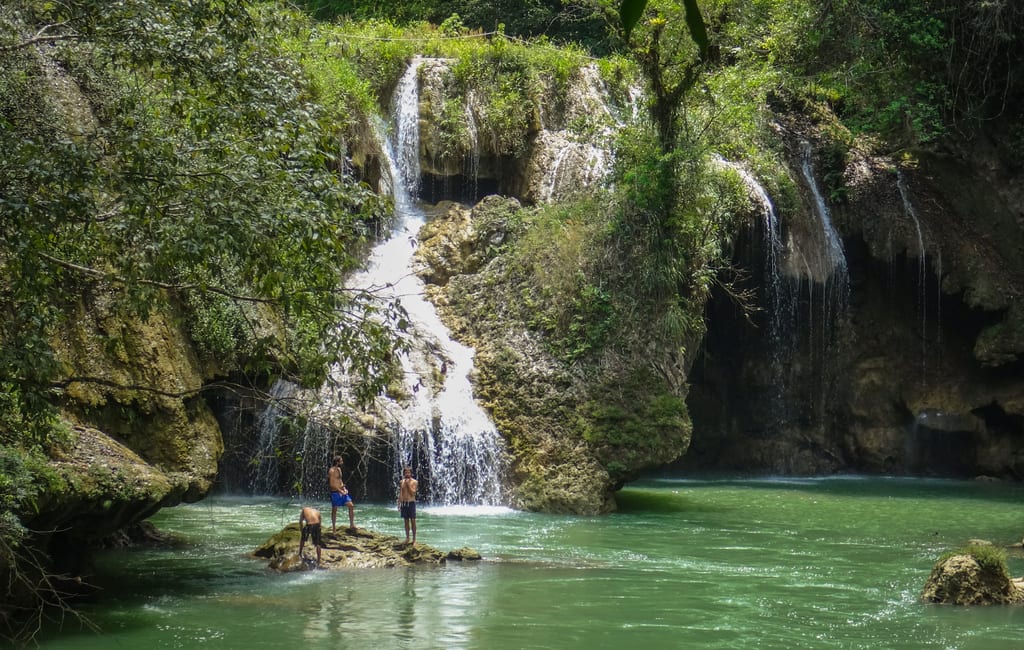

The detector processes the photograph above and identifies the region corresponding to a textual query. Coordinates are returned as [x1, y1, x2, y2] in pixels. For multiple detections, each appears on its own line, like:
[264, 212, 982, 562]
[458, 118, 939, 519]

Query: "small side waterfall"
[532, 64, 618, 203]
[301, 58, 505, 505]
[711, 156, 782, 305]
[777, 142, 851, 424]
[797, 142, 850, 341]
[799, 142, 849, 286]
[897, 171, 932, 374]
[709, 155, 797, 429]
[464, 90, 481, 198]
[249, 379, 300, 494]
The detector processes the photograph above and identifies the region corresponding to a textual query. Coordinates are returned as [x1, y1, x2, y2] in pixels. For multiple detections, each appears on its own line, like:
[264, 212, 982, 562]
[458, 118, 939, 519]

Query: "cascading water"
[312, 58, 505, 505]
[709, 155, 795, 429]
[534, 64, 619, 203]
[711, 156, 782, 319]
[249, 378, 300, 494]
[897, 171, 932, 375]
[799, 142, 849, 288]
[788, 141, 851, 422]
[798, 141, 849, 341]
[464, 90, 481, 198]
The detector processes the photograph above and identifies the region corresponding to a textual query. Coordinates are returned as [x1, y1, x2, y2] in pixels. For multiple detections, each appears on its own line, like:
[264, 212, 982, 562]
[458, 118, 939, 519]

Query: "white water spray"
[250, 379, 300, 494]
[337, 58, 506, 505]
[800, 142, 848, 281]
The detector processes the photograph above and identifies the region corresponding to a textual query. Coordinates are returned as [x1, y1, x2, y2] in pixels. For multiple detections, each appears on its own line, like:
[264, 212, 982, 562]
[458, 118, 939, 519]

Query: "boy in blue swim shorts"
[328, 456, 356, 531]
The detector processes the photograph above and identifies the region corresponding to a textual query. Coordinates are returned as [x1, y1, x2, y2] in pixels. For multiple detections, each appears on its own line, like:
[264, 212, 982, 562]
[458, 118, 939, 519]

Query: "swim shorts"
[400, 501, 416, 520]
[331, 491, 353, 507]
[301, 522, 322, 547]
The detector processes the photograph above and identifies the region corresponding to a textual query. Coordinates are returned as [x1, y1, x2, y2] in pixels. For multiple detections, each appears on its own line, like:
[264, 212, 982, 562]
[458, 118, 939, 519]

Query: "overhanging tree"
[0, 2, 404, 641]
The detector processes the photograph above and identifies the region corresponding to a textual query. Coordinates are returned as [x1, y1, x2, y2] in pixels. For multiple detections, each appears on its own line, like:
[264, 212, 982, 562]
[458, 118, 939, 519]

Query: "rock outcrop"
[409, 58, 629, 205]
[681, 115, 1024, 478]
[922, 552, 1024, 606]
[27, 285, 226, 579]
[252, 524, 481, 571]
[415, 198, 693, 514]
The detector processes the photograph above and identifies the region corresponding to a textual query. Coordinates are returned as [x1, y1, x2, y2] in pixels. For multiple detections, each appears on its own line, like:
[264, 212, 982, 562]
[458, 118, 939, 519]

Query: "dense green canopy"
[2, 0, 1022, 642]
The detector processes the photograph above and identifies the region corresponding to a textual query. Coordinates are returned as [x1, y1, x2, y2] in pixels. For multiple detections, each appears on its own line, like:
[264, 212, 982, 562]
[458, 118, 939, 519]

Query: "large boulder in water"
[252, 524, 481, 571]
[922, 550, 1024, 605]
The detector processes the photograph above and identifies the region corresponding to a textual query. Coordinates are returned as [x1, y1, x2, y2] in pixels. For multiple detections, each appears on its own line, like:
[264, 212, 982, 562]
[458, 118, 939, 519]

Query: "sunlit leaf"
[620, 0, 648, 42]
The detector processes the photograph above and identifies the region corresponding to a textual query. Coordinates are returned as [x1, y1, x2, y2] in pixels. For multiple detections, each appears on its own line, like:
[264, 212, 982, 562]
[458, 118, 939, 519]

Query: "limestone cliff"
[683, 115, 1024, 479]
[415, 197, 692, 514]
[401, 63, 1024, 494]
[33, 285, 223, 550]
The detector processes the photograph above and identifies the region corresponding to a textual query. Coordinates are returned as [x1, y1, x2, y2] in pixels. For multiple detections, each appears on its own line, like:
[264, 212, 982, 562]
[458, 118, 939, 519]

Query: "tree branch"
[0, 22, 78, 53]
[36, 252, 380, 306]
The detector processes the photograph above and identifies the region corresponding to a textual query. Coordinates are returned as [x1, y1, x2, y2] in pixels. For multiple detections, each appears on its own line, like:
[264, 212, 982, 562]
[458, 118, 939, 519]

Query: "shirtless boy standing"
[328, 456, 355, 532]
[398, 467, 418, 544]
[298, 506, 322, 565]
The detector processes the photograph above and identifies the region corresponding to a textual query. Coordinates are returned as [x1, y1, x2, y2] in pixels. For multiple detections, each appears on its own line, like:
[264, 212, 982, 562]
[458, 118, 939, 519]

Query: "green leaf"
[620, 0, 648, 42]
[682, 0, 710, 61]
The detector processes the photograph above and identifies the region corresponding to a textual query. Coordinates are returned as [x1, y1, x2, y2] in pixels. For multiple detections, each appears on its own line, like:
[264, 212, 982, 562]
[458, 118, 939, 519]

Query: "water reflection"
[396, 568, 416, 644]
[37, 482, 1024, 649]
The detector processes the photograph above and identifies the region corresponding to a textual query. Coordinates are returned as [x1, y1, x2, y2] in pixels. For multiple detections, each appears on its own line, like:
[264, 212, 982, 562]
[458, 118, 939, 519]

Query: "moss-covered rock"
[415, 197, 692, 514]
[23, 285, 224, 544]
[922, 544, 1024, 606]
[252, 523, 473, 571]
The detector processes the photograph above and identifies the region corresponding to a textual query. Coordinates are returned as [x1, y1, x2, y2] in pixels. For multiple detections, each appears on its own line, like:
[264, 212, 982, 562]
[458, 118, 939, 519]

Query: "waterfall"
[303, 58, 506, 505]
[464, 90, 481, 198]
[249, 379, 300, 494]
[792, 142, 850, 422]
[798, 142, 849, 330]
[543, 143, 573, 201]
[710, 155, 795, 427]
[392, 59, 423, 196]
[897, 172, 928, 372]
[799, 142, 848, 282]
[711, 156, 782, 308]
[533, 64, 620, 204]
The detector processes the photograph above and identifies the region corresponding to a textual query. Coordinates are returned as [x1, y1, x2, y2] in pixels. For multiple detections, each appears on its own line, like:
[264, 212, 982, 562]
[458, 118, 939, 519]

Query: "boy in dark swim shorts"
[398, 467, 418, 544]
[298, 506, 323, 565]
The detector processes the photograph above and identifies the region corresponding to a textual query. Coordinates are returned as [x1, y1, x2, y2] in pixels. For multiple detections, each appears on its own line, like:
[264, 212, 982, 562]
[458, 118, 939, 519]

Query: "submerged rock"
[446, 547, 483, 561]
[252, 524, 481, 572]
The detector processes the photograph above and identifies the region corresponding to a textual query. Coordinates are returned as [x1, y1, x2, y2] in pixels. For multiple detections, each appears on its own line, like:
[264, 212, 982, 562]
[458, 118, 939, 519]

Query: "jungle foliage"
[4, 0, 1021, 640]
[0, 2, 402, 640]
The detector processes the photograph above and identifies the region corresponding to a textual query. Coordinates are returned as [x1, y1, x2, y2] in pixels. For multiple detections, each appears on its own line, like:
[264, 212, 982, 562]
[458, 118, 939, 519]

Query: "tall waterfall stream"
[255, 58, 506, 505]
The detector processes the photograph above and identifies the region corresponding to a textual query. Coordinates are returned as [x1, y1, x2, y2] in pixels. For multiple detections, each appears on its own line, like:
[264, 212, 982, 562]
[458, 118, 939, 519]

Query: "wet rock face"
[31, 286, 224, 545]
[922, 553, 1024, 606]
[683, 125, 1024, 479]
[406, 58, 628, 207]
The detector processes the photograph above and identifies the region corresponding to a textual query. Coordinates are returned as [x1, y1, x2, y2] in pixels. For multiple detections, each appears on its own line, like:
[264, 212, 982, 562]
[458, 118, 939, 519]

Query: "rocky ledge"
[252, 523, 482, 571]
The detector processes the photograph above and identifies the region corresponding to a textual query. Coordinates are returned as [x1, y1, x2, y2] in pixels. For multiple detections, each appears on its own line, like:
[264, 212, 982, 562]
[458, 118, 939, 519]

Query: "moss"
[974, 302, 1024, 367]
[939, 544, 1011, 581]
[574, 372, 691, 481]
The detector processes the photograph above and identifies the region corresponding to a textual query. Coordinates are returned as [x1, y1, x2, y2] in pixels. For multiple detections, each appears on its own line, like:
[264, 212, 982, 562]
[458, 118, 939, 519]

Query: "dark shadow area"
[419, 173, 500, 205]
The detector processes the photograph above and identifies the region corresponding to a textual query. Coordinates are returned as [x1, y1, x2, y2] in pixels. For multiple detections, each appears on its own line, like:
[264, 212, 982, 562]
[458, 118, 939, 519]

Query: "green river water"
[38, 477, 1024, 649]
